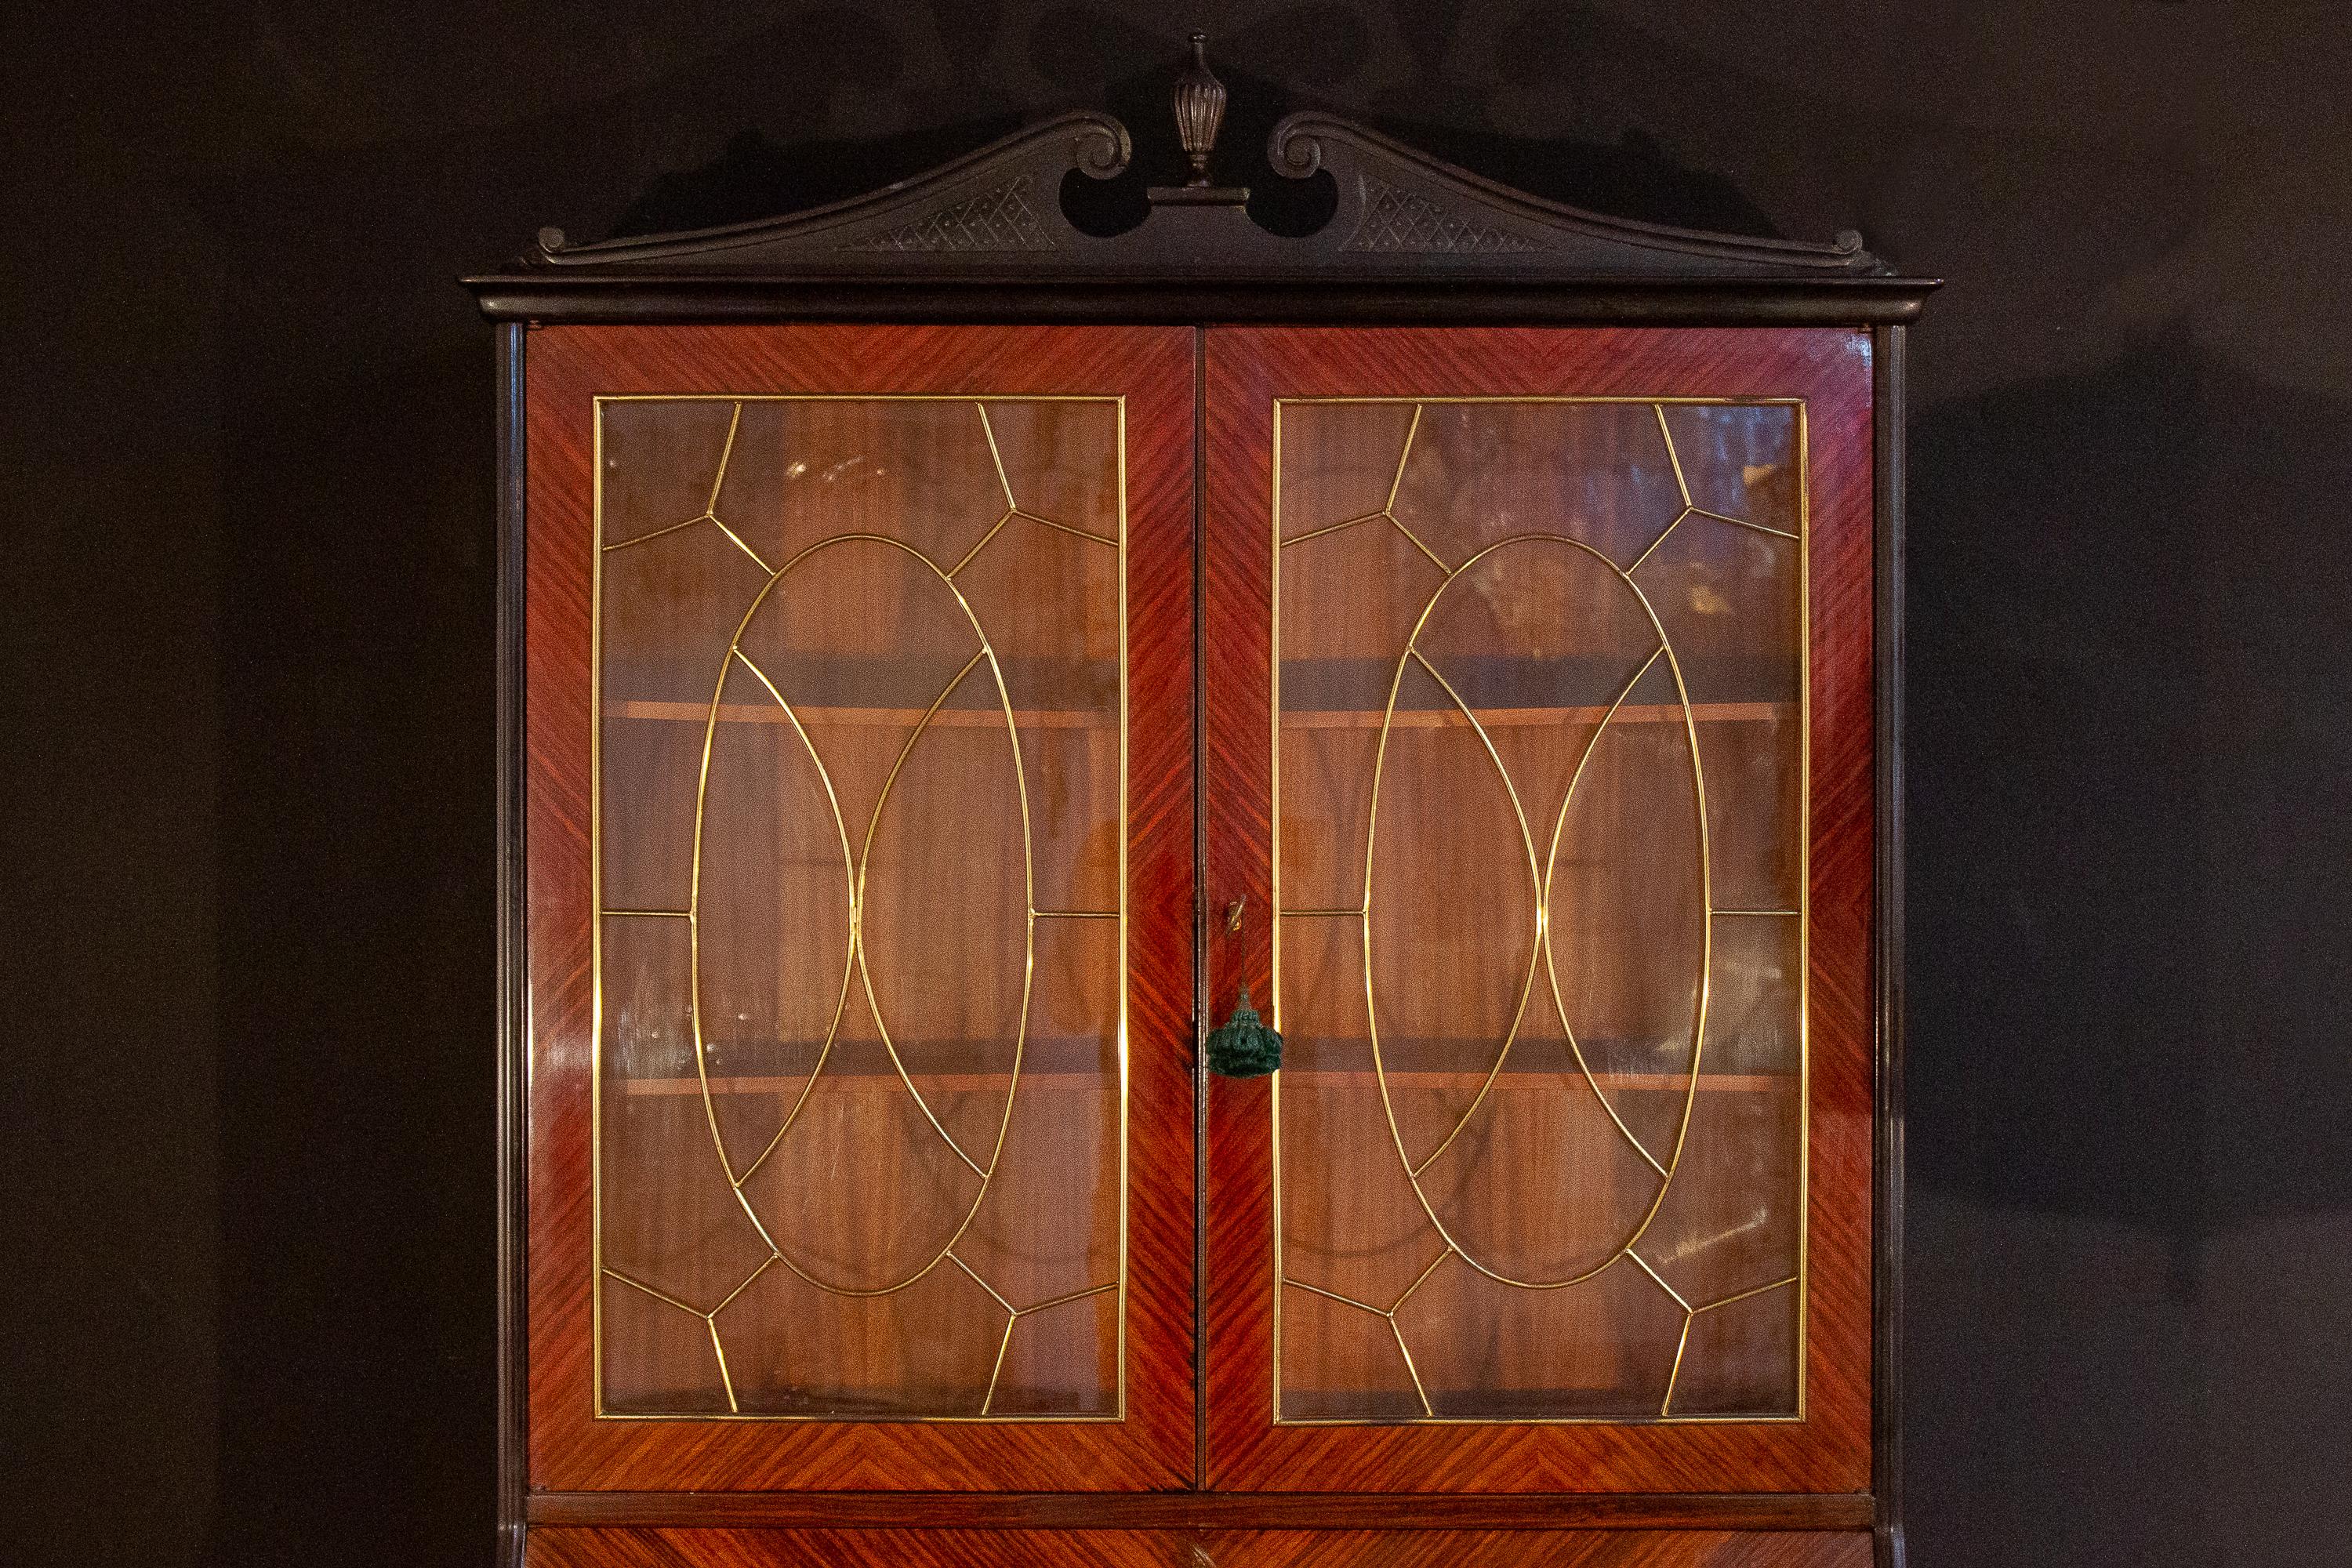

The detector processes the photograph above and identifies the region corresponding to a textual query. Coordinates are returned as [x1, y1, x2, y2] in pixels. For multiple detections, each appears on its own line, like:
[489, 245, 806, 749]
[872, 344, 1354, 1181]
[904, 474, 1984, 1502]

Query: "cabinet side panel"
[1869, 322, 1907, 1568]
[499, 321, 531, 1565]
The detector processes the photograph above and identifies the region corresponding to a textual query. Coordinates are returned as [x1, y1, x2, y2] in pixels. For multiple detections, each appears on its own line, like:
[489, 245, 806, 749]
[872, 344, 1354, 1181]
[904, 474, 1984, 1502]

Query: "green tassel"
[1207, 985, 1283, 1078]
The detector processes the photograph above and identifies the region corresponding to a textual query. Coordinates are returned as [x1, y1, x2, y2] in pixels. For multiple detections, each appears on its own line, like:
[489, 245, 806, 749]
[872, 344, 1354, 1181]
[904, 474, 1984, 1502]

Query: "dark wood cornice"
[466, 81, 1938, 321]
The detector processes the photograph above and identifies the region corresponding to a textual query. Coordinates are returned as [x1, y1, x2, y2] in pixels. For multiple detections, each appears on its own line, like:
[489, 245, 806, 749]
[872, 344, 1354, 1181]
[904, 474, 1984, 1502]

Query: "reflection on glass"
[595, 397, 1125, 1420]
[1276, 398, 1805, 1422]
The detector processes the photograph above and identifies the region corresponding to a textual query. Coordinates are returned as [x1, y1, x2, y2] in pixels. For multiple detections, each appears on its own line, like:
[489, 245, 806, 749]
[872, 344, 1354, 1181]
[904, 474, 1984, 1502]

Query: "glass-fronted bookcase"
[470, 52, 1932, 1568]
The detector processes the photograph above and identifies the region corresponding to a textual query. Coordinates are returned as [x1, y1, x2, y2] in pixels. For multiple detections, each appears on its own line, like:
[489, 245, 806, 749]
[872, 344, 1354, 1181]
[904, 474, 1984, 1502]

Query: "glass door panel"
[1274, 397, 1806, 1423]
[596, 395, 1128, 1420]
[524, 322, 1194, 1493]
[1203, 325, 1875, 1495]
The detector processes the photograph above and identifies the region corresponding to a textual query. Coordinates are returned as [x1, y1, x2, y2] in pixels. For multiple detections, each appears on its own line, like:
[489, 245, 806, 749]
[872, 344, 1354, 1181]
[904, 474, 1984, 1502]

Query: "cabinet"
[471, 54, 1932, 1568]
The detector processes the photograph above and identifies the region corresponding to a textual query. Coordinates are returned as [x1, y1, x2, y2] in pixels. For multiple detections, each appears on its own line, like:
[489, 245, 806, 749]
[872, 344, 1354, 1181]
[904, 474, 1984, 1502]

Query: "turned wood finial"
[1172, 33, 1228, 187]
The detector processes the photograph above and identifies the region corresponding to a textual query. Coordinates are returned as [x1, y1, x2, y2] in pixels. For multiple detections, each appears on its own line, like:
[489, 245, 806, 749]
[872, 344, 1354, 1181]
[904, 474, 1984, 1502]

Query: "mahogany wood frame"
[520, 324, 1199, 1494]
[479, 94, 1926, 1568]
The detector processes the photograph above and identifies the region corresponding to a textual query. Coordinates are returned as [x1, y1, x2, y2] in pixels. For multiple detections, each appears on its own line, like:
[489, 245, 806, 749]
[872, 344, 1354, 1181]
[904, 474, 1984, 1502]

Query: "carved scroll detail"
[502, 101, 1889, 279]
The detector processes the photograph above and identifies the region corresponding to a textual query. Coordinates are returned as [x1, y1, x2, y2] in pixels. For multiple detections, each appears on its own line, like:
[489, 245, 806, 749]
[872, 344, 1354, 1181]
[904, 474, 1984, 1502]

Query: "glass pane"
[597, 397, 1126, 1420]
[1274, 398, 1804, 1423]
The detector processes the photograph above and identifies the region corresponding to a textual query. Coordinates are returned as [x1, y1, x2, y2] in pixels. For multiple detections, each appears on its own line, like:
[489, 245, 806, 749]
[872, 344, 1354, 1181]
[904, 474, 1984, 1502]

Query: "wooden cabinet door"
[522, 324, 1196, 1491]
[1202, 327, 1876, 1494]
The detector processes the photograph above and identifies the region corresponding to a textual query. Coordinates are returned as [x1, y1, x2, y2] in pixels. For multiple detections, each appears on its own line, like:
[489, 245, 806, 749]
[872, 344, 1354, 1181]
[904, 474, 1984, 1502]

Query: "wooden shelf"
[1283, 1068, 1790, 1092]
[611, 1069, 1788, 1096]
[607, 699, 1787, 728]
[613, 1070, 1113, 1096]
[608, 699, 1109, 729]
[1282, 701, 1786, 729]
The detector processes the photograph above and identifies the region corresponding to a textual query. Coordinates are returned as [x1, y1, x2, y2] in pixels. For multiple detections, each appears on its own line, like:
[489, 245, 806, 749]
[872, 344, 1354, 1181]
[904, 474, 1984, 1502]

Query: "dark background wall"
[6, 3, 2347, 1564]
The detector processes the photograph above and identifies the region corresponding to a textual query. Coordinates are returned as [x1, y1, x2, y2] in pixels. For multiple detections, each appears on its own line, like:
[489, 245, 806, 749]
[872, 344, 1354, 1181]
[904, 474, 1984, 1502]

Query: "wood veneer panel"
[528, 1490, 1872, 1530]
[1203, 1532, 1872, 1567]
[526, 1528, 1871, 1566]
[527, 1527, 1175, 1567]
[1202, 327, 1874, 1494]
[524, 324, 1195, 1490]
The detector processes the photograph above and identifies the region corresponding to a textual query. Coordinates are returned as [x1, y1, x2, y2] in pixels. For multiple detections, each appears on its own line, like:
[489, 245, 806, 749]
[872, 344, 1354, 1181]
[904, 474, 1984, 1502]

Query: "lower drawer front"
[527, 1526, 1875, 1566]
